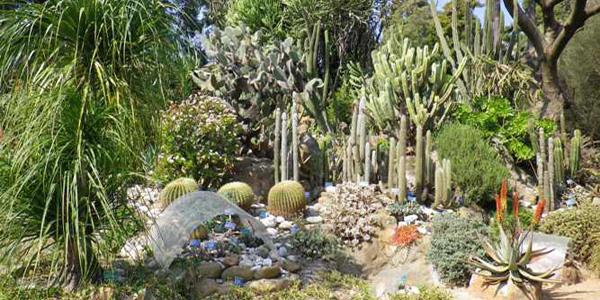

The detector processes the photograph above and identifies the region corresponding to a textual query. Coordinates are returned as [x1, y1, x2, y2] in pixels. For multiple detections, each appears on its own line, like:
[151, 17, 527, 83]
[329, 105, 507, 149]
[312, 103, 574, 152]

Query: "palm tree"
[0, 0, 190, 289]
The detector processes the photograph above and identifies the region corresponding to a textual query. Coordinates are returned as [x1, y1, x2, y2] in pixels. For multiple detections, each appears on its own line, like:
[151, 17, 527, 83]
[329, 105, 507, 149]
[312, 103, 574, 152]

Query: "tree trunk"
[539, 60, 564, 120]
[63, 241, 82, 292]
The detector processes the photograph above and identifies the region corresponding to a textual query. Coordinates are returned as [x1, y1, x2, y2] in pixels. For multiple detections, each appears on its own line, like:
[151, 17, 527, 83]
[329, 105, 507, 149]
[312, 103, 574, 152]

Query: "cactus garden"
[3, 0, 600, 299]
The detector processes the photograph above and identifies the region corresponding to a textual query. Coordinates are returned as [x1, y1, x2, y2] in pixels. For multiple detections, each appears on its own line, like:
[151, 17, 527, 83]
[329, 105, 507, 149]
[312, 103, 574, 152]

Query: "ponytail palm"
[0, 0, 187, 289]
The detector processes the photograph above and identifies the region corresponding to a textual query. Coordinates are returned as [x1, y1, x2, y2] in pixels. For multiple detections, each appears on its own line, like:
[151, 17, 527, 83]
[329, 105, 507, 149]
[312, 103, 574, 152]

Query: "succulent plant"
[159, 177, 198, 208]
[267, 180, 307, 218]
[217, 181, 256, 210]
[469, 225, 560, 288]
[570, 129, 582, 177]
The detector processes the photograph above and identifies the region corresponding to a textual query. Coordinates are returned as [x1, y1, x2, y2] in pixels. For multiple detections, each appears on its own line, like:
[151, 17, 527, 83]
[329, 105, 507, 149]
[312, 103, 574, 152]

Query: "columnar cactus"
[560, 113, 568, 162]
[425, 130, 434, 186]
[281, 112, 288, 181]
[160, 177, 199, 208]
[433, 159, 452, 208]
[274, 108, 281, 183]
[554, 139, 564, 185]
[292, 103, 299, 181]
[218, 181, 256, 210]
[570, 129, 582, 177]
[267, 180, 307, 218]
[398, 115, 407, 157]
[543, 170, 551, 212]
[397, 155, 407, 203]
[388, 137, 396, 189]
[415, 125, 425, 202]
[364, 142, 371, 183]
[548, 138, 555, 210]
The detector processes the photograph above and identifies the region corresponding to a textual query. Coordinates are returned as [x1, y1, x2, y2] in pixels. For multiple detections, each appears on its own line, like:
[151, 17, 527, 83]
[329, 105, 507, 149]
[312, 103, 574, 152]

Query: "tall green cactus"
[281, 112, 288, 181]
[292, 102, 299, 182]
[548, 137, 555, 210]
[274, 108, 281, 183]
[433, 158, 452, 208]
[388, 137, 396, 189]
[560, 112, 568, 162]
[554, 139, 564, 185]
[397, 155, 407, 203]
[570, 129, 582, 177]
[364, 142, 371, 183]
[425, 130, 434, 186]
[415, 126, 425, 202]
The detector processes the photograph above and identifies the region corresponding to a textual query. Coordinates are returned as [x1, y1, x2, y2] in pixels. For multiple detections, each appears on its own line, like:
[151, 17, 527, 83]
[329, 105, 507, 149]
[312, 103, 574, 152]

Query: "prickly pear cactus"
[267, 180, 306, 218]
[160, 177, 198, 208]
[217, 181, 255, 210]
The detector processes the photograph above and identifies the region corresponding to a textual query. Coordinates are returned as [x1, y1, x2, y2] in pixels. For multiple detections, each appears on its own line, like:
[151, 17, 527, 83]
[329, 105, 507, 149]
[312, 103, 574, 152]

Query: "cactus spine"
[281, 112, 288, 181]
[415, 125, 425, 202]
[160, 177, 199, 208]
[388, 137, 396, 189]
[292, 103, 299, 181]
[570, 129, 581, 177]
[274, 108, 281, 183]
[267, 180, 307, 218]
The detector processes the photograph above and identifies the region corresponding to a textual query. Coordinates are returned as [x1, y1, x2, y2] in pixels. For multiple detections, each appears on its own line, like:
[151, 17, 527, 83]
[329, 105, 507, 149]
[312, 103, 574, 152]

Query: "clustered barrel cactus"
[217, 181, 256, 210]
[159, 177, 198, 208]
[267, 180, 307, 218]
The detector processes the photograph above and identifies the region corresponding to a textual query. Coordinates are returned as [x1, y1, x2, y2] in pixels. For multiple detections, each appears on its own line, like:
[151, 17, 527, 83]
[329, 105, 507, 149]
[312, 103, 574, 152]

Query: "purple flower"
[304, 192, 311, 200]
[204, 240, 217, 251]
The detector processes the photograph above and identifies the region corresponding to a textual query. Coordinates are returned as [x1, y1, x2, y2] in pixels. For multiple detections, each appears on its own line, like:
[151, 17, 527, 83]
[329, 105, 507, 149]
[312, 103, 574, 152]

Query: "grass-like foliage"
[435, 123, 509, 206]
[0, 0, 188, 289]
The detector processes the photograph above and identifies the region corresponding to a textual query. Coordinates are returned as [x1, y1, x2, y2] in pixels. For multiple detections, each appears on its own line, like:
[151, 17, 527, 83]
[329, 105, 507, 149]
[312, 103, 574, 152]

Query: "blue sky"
[435, 0, 514, 24]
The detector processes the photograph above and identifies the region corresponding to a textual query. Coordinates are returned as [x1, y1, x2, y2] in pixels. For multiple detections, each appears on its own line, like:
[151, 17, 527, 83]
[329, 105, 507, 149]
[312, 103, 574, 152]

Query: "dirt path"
[451, 279, 600, 300]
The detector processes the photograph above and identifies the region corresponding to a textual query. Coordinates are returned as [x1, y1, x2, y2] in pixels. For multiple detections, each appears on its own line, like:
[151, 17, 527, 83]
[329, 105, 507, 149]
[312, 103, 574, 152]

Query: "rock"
[222, 255, 240, 267]
[275, 216, 285, 223]
[281, 260, 301, 273]
[232, 156, 274, 201]
[278, 221, 294, 229]
[190, 278, 228, 298]
[403, 214, 418, 224]
[417, 226, 428, 235]
[254, 266, 282, 279]
[593, 197, 600, 206]
[457, 205, 487, 223]
[306, 216, 323, 224]
[561, 260, 582, 285]
[468, 274, 542, 300]
[91, 287, 114, 300]
[267, 228, 278, 235]
[196, 262, 223, 279]
[256, 245, 270, 258]
[221, 266, 254, 281]
[247, 278, 294, 294]
[261, 216, 277, 228]
[277, 246, 288, 257]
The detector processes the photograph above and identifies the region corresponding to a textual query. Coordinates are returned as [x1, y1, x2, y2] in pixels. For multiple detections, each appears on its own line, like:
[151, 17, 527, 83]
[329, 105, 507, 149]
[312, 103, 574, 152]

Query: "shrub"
[389, 286, 453, 300]
[589, 244, 600, 276]
[291, 227, 341, 260]
[454, 96, 556, 161]
[539, 203, 600, 262]
[427, 213, 487, 286]
[435, 124, 509, 206]
[155, 94, 242, 188]
[320, 183, 391, 247]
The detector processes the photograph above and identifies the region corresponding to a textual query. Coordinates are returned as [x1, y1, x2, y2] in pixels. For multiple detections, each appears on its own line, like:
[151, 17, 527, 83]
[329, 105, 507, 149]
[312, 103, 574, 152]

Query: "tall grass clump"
[0, 0, 190, 289]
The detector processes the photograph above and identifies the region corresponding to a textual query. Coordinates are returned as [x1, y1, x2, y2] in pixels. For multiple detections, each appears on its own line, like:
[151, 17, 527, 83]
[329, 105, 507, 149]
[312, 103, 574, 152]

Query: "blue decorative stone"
[240, 227, 252, 237]
[204, 240, 217, 251]
[224, 208, 234, 216]
[259, 211, 269, 219]
[189, 239, 201, 248]
[325, 182, 333, 188]
[290, 224, 300, 235]
[566, 198, 576, 207]
[304, 191, 311, 200]
[224, 221, 236, 230]
[233, 277, 246, 286]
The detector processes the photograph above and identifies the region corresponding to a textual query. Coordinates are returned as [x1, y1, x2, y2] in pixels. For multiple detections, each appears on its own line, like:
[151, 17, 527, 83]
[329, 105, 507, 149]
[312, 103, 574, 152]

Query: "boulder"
[195, 262, 223, 279]
[190, 278, 228, 298]
[231, 156, 274, 201]
[280, 260, 301, 273]
[254, 266, 282, 279]
[222, 255, 240, 267]
[247, 278, 294, 294]
[222, 266, 254, 281]
[468, 274, 542, 300]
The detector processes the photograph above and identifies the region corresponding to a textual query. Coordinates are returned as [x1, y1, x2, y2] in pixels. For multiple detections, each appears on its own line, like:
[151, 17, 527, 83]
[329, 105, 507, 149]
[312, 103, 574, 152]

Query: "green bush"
[155, 94, 242, 188]
[539, 203, 600, 262]
[435, 124, 509, 206]
[291, 227, 341, 260]
[589, 244, 600, 276]
[427, 213, 487, 286]
[389, 286, 453, 300]
[225, 0, 285, 40]
[454, 96, 556, 161]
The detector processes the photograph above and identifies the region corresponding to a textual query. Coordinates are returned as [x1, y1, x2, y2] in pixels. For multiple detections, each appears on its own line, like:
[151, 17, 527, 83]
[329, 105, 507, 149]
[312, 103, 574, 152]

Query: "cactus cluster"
[273, 102, 300, 184]
[364, 35, 465, 131]
[159, 177, 198, 208]
[434, 159, 453, 208]
[342, 98, 372, 183]
[267, 180, 307, 218]
[217, 181, 255, 210]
